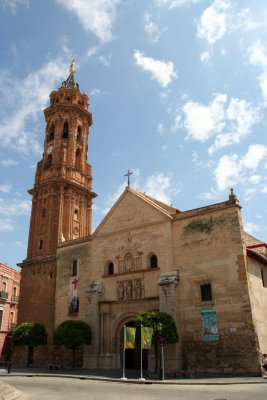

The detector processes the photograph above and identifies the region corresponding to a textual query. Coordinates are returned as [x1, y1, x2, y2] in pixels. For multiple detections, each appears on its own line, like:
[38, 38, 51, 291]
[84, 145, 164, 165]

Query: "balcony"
[0, 291, 8, 301]
[11, 295, 19, 304]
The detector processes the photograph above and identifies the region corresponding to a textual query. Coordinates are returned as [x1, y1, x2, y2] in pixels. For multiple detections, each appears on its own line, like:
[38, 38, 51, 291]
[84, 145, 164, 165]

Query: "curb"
[1, 372, 267, 385]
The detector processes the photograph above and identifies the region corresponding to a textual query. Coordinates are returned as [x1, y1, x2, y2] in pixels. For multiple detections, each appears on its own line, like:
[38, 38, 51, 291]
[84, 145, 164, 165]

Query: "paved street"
[1, 376, 267, 400]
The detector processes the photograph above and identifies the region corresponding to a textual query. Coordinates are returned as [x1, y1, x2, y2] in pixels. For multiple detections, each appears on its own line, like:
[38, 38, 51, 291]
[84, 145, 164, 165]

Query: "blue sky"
[0, 0, 267, 269]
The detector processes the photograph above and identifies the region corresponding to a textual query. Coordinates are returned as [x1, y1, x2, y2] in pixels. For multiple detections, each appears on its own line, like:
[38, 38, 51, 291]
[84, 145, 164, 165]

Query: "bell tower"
[18, 61, 96, 341]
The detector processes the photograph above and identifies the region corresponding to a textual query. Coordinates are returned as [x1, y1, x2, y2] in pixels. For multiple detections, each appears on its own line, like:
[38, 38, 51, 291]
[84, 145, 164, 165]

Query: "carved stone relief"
[86, 281, 102, 303]
[117, 278, 143, 301]
[116, 232, 143, 273]
[158, 271, 179, 298]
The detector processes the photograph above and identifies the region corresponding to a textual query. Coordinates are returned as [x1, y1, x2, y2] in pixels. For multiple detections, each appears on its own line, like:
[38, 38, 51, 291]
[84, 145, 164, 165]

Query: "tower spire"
[62, 59, 78, 89]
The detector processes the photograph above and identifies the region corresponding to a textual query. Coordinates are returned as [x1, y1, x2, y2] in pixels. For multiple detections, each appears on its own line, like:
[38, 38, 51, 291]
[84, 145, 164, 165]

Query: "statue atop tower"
[61, 59, 79, 89]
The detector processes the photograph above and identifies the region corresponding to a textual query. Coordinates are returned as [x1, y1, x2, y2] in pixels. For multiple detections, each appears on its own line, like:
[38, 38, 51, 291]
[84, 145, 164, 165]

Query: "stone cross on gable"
[124, 169, 133, 188]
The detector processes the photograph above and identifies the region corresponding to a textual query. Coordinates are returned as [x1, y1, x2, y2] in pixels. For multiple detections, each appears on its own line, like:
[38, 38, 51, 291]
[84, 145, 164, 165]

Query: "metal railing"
[0, 291, 8, 300]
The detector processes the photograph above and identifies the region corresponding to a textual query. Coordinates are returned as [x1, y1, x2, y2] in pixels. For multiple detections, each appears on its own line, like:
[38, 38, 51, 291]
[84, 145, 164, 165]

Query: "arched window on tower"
[77, 126, 82, 143]
[150, 254, 158, 269]
[62, 122, 69, 138]
[48, 125, 55, 141]
[108, 262, 114, 275]
[44, 154, 52, 169]
[75, 148, 82, 170]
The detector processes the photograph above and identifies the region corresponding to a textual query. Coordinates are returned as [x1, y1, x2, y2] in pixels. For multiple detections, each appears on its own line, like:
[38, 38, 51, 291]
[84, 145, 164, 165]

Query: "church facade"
[18, 67, 267, 375]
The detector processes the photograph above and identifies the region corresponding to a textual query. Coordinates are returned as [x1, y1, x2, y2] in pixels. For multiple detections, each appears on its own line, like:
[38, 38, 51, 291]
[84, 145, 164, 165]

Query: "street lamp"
[155, 322, 165, 380]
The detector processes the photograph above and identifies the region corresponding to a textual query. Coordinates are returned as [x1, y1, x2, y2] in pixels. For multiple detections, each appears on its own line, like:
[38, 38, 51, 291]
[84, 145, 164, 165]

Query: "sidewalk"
[1, 366, 267, 385]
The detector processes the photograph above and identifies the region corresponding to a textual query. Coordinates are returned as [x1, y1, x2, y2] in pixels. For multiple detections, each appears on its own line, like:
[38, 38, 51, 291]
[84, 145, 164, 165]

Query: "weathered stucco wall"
[172, 204, 260, 374]
[247, 257, 267, 354]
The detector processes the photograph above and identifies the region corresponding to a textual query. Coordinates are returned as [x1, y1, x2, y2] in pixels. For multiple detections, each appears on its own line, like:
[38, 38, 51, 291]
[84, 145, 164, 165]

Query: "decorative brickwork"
[18, 66, 96, 343]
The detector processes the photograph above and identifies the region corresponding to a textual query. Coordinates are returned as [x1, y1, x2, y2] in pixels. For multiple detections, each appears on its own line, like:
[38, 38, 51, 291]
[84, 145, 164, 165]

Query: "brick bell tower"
[18, 61, 96, 342]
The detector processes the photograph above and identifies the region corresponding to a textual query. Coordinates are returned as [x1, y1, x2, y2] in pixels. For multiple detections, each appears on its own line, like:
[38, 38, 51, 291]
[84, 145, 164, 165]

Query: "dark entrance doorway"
[120, 321, 148, 370]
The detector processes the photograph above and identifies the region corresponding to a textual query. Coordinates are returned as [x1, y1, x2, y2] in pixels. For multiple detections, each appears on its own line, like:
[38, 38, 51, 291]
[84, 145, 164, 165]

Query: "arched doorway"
[119, 320, 148, 370]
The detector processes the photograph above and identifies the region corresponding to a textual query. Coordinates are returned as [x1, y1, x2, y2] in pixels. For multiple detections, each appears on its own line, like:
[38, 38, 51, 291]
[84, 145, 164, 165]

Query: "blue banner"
[201, 309, 219, 341]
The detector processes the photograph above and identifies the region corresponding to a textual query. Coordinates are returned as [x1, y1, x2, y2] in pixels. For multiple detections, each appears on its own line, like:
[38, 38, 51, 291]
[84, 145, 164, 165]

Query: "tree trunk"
[27, 346, 34, 368]
[72, 347, 76, 369]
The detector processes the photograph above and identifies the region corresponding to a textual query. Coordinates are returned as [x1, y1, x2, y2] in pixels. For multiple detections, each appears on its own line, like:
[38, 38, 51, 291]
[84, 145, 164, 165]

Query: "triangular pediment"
[93, 187, 179, 237]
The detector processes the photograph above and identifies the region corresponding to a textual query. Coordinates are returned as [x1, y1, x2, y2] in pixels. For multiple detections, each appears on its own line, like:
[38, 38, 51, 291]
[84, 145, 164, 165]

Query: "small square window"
[201, 283, 212, 301]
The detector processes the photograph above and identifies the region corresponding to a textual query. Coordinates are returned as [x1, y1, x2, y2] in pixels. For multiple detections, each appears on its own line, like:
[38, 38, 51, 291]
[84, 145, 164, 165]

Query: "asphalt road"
[1, 376, 267, 400]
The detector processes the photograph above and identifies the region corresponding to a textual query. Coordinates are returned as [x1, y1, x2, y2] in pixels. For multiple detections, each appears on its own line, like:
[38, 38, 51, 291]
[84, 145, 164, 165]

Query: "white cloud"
[0, 159, 18, 167]
[102, 182, 124, 215]
[235, 8, 262, 32]
[0, 220, 14, 232]
[157, 123, 165, 134]
[162, 144, 168, 152]
[200, 51, 211, 64]
[248, 40, 267, 68]
[249, 175, 261, 185]
[1, 0, 29, 13]
[0, 58, 67, 155]
[154, 0, 201, 9]
[171, 114, 182, 133]
[98, 54, 112, 67]
[56, 0, 121, 43]
[0, 198, 31, 217]
[243, 221, 260, 234]
[199, 188, 218, 200]
[214, 144, 267, 191]
[144, 12, 163, 42]
[13, 240, 26, 249]
[134, 50, 177, 88]
[0, 184, 12, 193]
[248, 40, 267, 104]
[182, 93, 226, 141]
[209, 98, 261, 153]
[102, 171, 178, 215]
[214, 154, 241, 191]
[242, 144, 267, 169]
[262, 186, 267, 194]
[197, 1, 261, 48]
[145, 173, 175, 204]
[178, 93, 261, 152]
[197, 0, 230, 45]
[87, 46, 100, 58]
[244, 188, 256, 201]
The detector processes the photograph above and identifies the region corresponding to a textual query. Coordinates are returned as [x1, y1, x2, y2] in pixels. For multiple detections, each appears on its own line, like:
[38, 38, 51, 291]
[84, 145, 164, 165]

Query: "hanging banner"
[124, 327, 136, 349]
[69, 276, 79, 314]
[201, 309, 219, 341]
[141, 326, 153, 349]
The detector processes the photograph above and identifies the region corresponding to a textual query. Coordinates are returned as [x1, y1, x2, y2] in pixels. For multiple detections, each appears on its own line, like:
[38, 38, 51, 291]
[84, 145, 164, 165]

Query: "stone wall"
[172, 204, 260, 374]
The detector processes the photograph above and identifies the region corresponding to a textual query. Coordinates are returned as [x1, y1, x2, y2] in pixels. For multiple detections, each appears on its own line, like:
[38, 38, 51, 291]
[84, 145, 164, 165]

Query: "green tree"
[136, 311, 179, 373]
[54, 320, 92, 368]
[13, 322, 47, 367]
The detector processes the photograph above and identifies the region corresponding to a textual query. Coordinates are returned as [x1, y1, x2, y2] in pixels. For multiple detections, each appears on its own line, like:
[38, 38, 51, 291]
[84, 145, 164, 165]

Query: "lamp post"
[156, 322, 165, 380]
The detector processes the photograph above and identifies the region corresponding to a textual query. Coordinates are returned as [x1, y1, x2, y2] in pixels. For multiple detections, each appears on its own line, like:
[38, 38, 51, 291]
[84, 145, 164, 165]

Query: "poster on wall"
[201, 309, 219, 341]
[69, 276, 79, 314]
